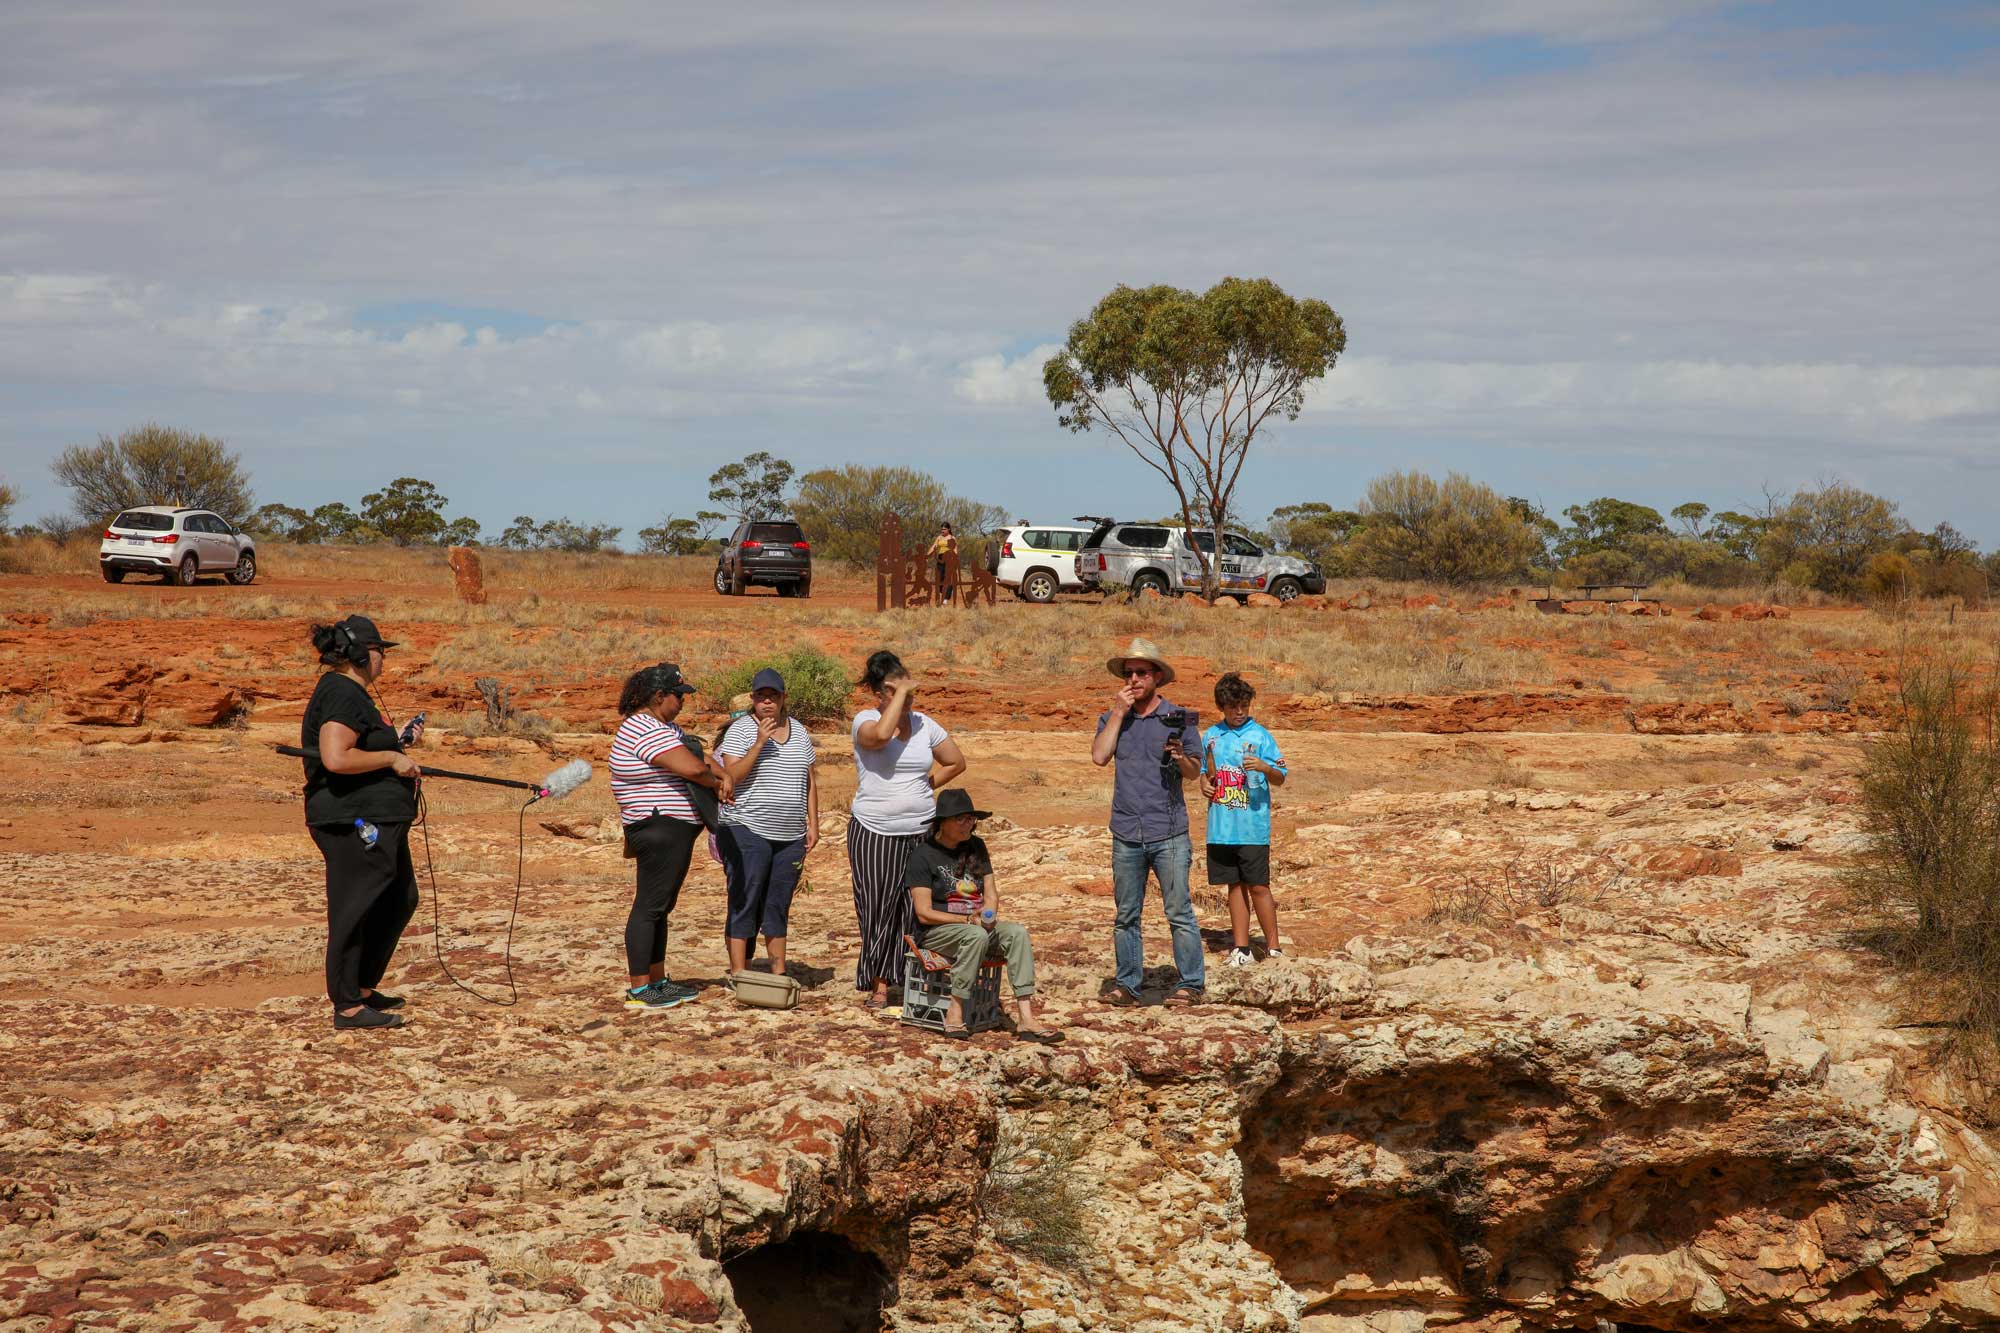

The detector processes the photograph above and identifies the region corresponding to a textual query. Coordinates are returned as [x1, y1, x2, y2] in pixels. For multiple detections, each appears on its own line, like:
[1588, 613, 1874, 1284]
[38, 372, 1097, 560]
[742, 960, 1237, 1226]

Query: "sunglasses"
[1122, 667, 1156, 679]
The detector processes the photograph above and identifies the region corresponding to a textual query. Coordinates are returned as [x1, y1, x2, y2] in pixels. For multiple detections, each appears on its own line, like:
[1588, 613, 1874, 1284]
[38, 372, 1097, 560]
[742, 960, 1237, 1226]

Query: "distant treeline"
[6, 427, 1987, 601]
[1264, 472, 1987, 599]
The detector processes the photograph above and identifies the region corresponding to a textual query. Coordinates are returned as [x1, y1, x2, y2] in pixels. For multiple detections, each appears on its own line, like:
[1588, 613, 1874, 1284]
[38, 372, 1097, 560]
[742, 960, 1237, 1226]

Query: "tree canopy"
[1347, 471, 1542, 585]
[708, 452, 795, 521]
[53, 424, 254, 522]
[637, 511, 727, 555]
[496, 515, 623, 553]
[791, 465, 1007, 566]
[1044, 277, 1344, 598]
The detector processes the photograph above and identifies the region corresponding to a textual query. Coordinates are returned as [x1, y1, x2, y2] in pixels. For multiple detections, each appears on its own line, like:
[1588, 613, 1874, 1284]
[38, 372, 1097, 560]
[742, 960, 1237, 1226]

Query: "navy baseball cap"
[750, 667, 786, 693]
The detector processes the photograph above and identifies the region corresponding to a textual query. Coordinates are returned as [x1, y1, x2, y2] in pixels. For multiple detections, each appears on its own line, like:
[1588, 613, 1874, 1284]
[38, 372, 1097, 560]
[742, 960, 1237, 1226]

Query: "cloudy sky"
[3, 1, 1996, 542]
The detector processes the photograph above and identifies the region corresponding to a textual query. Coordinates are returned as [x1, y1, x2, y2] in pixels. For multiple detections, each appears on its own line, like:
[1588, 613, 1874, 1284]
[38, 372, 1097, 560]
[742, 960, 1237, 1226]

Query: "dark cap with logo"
[750, 667, 786, 694]
[648, 662, 697, 696]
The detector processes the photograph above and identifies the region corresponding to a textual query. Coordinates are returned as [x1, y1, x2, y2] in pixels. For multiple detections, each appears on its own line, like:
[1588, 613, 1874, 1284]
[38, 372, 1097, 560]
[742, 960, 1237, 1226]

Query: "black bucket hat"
[932, 788, 992, 825]
[340, 613, 398, 651]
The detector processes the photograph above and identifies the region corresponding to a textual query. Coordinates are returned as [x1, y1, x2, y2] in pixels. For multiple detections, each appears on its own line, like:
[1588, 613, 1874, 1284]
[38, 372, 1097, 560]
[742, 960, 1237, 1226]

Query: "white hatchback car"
[984, 524, 1092, 603]
[99, 506, 258, 586]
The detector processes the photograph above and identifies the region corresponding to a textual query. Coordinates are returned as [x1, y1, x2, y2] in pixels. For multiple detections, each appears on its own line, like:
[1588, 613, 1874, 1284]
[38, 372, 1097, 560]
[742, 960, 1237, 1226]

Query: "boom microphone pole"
[274, 745, 592, 802]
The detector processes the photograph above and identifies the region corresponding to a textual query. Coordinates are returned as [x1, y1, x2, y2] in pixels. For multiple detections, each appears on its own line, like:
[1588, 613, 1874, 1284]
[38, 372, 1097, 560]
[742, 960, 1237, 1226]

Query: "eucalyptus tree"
[1043, 277, 1344, 598]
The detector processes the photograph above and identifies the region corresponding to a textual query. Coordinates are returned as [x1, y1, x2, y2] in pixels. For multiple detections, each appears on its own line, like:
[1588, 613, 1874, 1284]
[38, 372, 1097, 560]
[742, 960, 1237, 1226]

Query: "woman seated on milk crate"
[901, 789, 1063, 1044]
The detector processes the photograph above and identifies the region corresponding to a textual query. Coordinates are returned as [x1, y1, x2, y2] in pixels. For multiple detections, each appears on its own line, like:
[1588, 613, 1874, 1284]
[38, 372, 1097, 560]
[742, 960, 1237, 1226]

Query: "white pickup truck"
[1073, 518, 1325, 602]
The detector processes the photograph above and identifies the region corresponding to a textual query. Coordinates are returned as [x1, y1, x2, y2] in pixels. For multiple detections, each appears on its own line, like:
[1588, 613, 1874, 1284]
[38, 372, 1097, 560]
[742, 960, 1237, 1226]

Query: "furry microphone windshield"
[536, 759, 594, 802]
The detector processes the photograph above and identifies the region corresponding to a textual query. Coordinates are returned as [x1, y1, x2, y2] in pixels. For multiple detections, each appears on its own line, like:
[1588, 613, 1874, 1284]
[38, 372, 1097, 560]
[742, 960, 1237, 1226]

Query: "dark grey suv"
[713, 519, 813, 597]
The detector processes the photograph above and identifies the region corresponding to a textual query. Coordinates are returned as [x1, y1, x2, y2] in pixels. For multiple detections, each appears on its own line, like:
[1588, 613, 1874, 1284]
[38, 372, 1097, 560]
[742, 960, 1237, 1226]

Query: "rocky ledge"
[3, 933, 1995, 1333]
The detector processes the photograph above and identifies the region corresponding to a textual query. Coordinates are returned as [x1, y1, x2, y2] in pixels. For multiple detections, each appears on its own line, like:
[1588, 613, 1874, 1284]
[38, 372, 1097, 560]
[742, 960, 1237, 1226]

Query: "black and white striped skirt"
[846, 818, 920, 992]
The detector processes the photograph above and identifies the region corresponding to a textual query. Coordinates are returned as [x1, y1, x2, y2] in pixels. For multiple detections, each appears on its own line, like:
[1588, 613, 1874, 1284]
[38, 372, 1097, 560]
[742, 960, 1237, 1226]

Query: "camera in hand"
[1161, 706, 1189, 765]
[400, 711, 426, 745]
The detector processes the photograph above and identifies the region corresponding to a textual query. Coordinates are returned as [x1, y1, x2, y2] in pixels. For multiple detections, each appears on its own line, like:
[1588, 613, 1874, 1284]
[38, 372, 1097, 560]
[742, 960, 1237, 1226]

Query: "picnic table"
[1532, 582, 1662, 613]
[1575, 582, 1658, 602]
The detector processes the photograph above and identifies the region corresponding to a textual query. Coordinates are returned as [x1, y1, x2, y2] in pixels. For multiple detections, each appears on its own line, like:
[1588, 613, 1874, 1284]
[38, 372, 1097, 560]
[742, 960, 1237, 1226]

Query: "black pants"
[624, 815, 701, 976]
[310, 820, 419, 1010]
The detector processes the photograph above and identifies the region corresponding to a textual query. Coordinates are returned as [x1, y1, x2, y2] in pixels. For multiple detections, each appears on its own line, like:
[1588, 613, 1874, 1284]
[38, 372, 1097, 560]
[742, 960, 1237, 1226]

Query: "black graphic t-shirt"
[301, 672, 417, 826]
[903, 834, 992, 943]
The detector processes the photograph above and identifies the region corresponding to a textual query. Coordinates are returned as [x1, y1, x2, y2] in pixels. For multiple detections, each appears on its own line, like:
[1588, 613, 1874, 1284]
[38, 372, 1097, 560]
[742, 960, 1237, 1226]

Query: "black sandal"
[942, 1024, 972, 1040]
[1014, 1029, 1064, 1045]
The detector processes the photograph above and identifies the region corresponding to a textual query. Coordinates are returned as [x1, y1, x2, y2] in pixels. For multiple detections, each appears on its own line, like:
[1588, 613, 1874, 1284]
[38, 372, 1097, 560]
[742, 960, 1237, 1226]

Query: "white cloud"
[953, 345, 1062, 406]
[1316, 357, 2000, 439]
[0, 3, 1995, 534]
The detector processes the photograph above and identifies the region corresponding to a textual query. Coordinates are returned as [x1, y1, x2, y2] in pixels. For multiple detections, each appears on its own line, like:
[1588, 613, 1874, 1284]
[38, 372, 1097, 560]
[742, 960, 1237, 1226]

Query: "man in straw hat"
[1089, 637, 1205, 1005]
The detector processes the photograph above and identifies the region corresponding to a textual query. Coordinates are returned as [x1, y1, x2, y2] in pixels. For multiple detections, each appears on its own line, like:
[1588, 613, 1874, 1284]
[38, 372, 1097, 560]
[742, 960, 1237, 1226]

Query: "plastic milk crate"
[899, 937, 1005, 1034]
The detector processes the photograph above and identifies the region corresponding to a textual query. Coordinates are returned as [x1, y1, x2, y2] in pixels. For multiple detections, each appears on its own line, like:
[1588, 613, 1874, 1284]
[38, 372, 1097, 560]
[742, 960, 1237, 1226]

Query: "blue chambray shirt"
[1096, 698, 1199, 843]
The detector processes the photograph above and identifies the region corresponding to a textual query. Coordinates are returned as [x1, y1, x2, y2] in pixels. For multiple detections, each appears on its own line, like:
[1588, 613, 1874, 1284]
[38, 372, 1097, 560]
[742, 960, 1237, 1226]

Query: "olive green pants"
[922, 920, 1036, 1001]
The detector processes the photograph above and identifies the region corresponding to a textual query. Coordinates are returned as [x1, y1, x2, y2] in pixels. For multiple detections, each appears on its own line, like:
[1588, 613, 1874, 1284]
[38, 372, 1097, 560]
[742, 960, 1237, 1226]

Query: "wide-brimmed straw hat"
[1105, 636, 1176, 685]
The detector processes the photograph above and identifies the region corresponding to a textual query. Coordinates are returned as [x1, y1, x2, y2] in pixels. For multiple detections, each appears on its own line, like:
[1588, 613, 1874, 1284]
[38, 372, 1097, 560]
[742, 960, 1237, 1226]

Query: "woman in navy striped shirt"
[715, 667, 819, 979]
[610, 662, 730, 1013]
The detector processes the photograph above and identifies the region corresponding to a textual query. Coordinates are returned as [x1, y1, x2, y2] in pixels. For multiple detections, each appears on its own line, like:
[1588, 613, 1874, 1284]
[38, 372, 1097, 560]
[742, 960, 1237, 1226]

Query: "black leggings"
[624, 815, 702, 976]
[310, 820, 419, 1010]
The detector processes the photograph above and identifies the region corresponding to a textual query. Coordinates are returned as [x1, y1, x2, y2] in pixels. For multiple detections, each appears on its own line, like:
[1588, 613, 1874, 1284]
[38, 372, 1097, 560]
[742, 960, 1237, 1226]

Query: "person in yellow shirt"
[926, 523, 958, 605]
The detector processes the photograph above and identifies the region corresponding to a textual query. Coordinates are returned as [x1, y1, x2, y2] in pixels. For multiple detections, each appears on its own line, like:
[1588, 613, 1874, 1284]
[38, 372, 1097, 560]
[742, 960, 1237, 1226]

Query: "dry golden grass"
[17, 540, 1997, 712]
[0, 534, 97, 576]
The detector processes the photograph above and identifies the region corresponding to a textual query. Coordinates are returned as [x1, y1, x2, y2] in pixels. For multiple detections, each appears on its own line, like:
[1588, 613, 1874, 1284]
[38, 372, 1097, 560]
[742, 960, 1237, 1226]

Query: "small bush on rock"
[1849, 661, 2000, 1062]
[981, 1118, 1091, 1270]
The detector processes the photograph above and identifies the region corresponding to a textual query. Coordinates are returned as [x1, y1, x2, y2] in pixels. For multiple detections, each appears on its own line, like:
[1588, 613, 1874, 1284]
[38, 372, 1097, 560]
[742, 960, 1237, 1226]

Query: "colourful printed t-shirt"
[1201, 718, 1285, 846]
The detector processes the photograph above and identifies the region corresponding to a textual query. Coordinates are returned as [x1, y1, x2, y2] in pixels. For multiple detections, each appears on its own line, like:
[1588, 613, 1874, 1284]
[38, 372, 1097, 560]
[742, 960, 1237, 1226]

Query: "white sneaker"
[1265, 949, 1285, 962]
[1225, 948, 1254, 969]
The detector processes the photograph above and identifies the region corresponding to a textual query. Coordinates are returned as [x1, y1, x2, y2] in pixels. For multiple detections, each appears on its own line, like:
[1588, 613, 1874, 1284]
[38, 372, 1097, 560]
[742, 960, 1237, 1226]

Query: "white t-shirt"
[849, 709, 948, 836]
[717, 715, 817, 842]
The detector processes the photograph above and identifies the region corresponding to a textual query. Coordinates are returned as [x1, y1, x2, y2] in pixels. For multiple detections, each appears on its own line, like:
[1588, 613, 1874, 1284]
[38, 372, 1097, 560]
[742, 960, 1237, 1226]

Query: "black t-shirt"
[301, 672, 417, 825]
[903, 834, 992, 943]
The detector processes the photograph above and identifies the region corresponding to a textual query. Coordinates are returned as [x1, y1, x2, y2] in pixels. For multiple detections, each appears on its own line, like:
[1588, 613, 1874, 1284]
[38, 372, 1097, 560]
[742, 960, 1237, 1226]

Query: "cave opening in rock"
[722, 1231, 892, 1333]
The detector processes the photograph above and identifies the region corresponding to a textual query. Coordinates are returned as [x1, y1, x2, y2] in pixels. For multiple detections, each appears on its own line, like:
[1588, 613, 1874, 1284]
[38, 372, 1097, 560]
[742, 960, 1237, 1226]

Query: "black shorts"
[1206, 843, 1270, 886]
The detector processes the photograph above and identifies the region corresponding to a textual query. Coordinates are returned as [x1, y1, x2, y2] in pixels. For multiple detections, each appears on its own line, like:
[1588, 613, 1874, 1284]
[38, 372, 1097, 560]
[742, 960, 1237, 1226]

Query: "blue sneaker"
[624, 982, 694, 1012]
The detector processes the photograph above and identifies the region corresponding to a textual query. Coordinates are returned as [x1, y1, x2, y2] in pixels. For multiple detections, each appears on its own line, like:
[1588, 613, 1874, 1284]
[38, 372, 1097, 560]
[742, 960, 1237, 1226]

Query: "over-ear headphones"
[332, 621, 368, 667]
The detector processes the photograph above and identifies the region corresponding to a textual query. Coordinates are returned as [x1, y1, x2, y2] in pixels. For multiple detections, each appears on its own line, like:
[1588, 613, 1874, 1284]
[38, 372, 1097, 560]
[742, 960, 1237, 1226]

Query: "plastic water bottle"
[354, 818, 379, 850]
[981, 908, 996, 926]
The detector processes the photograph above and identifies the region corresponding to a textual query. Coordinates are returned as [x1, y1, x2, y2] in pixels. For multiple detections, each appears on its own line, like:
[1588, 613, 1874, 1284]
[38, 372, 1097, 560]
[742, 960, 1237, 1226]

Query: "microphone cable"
[416, 782, 528, 1007]
[370, 677, 525, 1007]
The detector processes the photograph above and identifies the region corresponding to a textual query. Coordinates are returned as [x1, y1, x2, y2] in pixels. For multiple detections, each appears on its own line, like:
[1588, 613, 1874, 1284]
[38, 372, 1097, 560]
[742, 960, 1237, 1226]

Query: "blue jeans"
[1111, 832, 1204, 994]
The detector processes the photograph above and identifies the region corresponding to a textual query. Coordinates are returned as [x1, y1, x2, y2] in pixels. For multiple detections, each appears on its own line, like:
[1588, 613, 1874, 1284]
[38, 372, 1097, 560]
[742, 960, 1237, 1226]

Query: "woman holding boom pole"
[301, 614, 423, 1032]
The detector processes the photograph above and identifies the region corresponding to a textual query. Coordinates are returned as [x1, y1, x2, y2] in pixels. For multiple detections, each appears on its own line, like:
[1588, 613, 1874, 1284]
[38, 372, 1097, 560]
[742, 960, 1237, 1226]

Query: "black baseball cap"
[651, 662, 697, 696]
[341, 614, 398, 650]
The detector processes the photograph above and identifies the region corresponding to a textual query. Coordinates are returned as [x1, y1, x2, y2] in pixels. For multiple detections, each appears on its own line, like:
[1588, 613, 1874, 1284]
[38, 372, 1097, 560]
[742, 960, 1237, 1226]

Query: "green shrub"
[980, 1118, 1092, 1270]
[1848, 661, 2000, 1063]
[1863, 551, 1915, 600]
[706, 647, 851, 722]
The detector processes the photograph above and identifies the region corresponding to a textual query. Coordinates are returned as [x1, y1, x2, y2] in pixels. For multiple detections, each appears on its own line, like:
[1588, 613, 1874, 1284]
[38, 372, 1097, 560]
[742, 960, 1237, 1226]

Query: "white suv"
[99, 506, 258, 586]
[984, 524, 1091, 603]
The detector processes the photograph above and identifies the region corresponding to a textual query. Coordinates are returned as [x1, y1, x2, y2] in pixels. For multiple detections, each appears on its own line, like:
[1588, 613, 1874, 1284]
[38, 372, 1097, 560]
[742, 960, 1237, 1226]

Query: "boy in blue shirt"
[1200, 673, 1287, 967]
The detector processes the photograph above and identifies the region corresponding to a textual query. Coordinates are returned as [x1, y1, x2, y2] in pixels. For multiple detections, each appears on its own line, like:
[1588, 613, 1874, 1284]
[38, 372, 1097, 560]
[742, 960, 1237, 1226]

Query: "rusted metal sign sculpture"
[875, 514, 998, 611]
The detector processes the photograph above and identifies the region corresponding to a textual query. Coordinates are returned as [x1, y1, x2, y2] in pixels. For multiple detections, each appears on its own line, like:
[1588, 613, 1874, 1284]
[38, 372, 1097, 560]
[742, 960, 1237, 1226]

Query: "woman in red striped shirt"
[610, 662, 729, 1012]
